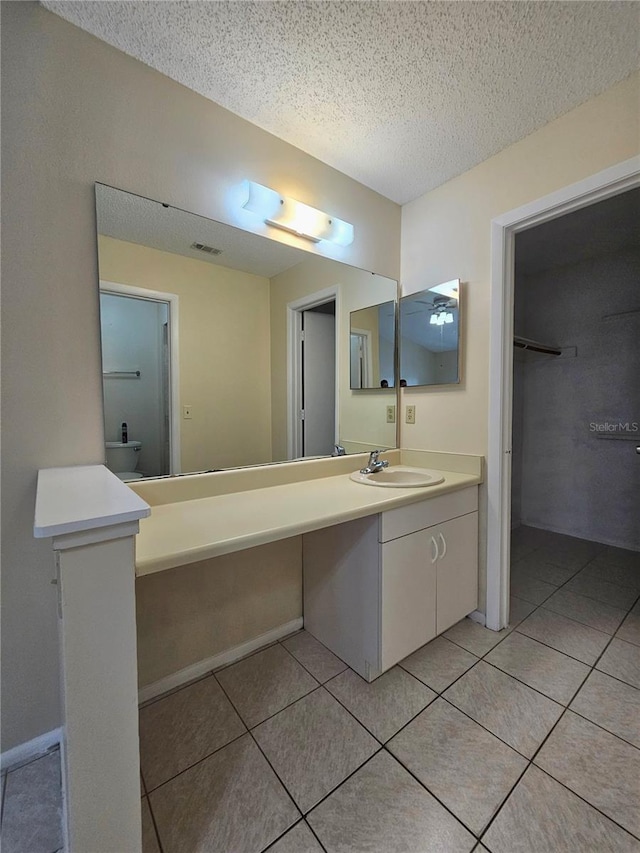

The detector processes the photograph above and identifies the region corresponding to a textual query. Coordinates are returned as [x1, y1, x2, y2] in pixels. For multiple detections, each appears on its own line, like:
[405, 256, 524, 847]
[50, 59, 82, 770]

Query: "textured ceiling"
[96, 184, 307, 278]
[42, 1, 639, 204]
[516, 187, 640, 277]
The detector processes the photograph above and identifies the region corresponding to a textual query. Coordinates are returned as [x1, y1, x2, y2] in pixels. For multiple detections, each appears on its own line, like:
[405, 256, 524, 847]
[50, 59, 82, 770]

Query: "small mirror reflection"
[399, 280, 460, 387]
[349, 300, 396, 390]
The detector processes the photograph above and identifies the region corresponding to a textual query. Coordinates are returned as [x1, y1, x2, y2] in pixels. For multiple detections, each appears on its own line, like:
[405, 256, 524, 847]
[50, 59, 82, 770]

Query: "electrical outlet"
[183, 405, 193, 419]
[405, 405, 416, 424]
[386, 405, 396, 423]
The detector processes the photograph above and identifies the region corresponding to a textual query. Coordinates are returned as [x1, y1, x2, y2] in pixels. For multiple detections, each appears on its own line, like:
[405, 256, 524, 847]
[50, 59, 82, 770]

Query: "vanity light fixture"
[240, 180, 354, 246]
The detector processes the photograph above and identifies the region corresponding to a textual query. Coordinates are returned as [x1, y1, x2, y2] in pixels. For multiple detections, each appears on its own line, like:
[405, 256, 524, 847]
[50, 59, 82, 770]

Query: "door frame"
[99, 280, 181, 475]
[486, 156, 640, 631]
[350, 327, 374, 389]
[287, 285, 340, 459]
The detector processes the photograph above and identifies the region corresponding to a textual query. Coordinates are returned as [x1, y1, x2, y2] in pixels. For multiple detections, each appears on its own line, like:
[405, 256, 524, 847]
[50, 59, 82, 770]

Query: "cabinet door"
[436, 512, 478, 634]
[380, 530, 437, 673]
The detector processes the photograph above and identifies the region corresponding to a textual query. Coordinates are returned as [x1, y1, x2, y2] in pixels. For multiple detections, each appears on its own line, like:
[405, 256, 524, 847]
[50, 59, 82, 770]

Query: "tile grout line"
[0, 771, 6, 829]
[212, 670, 309, 848]
[261, 817, 328, 853]
[473, 539, 640, 844]
[276, 637, 345, 687]
[478, 600, 640, 846]
[143, 794, 165, 853]
[210, 642, 475, 847]
[143, 727, 249, 795]
[380, 745, 485, 842]
[275, 636, 447, 750]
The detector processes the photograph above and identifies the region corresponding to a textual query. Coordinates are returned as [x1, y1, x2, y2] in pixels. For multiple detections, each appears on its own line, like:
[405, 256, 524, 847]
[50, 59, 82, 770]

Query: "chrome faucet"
[360, 450, 390, 475]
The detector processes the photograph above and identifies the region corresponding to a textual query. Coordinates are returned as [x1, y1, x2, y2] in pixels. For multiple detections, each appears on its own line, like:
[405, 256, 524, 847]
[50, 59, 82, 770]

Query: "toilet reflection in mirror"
[96, 184, 399, 479]
[399, 280, 461, 387]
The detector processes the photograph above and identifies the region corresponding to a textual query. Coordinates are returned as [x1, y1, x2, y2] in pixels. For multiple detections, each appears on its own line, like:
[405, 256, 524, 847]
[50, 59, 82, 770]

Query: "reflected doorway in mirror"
[100, 281, 180, 479]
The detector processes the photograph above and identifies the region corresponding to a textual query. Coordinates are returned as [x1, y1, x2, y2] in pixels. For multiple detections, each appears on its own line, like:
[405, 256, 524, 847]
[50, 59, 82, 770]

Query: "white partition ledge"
[34, 464, 150, 538]
[34, 464, 149, 853]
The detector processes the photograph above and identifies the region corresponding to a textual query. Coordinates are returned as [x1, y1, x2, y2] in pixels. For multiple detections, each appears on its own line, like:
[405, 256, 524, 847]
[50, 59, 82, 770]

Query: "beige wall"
[99, 236, 273, 471]
[401, 71, 640, 609]
[0, 2, 400, 752]
[270, 257, 398, 460]
[136, 539, 302, 687]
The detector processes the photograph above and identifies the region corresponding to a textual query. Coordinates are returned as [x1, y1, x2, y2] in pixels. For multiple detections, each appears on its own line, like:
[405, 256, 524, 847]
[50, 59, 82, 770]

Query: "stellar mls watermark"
[589, 421, 639, 433]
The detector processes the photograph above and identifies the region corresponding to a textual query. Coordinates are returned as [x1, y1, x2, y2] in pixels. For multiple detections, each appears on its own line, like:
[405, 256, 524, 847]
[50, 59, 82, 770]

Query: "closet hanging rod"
[102, 370, 141, 378]
[513, 336, 561, 356]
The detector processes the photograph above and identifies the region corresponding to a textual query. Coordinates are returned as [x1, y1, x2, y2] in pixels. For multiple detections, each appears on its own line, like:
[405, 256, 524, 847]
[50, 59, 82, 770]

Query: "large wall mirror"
[399, 280, 461, 387]
[96, 184, 398, 480]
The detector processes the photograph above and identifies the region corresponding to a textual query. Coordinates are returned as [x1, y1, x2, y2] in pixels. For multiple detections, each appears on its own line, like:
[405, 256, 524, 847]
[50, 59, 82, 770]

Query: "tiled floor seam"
[145, 794, 164, 853]
[143, 726, 248, 795]
[277, 636, 344, 685]
[212, 663, 321, 831]
[480, 655, 590, 708]
[0, 771, 6, 828]
[511, 621, 611, 666]
[531, 763, 640, 843]
[496, 666, 640, 844]
[210, 679, 309, 842]
[262, 818, 328, 853]
[567, 707, 640, 753]
[383, 743, 490, 842]
[315, 681, 411, 748]
[436, 693, 552, 765]
[213, 665, 323, 730]
[539, 600, 628, 634]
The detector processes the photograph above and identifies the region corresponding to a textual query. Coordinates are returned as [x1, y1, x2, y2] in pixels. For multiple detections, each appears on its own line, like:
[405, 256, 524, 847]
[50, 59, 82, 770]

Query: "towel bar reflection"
[103, 370, 141, 378]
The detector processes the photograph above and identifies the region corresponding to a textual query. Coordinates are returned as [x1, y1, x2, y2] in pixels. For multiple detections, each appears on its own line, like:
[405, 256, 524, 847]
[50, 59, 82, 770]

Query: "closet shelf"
[513, 336, 561, 356]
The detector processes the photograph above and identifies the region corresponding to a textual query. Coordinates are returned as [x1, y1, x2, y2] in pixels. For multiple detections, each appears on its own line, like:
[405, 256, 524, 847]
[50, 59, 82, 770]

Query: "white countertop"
[135, 468, 481, 576]
[34, 465, 151, 539]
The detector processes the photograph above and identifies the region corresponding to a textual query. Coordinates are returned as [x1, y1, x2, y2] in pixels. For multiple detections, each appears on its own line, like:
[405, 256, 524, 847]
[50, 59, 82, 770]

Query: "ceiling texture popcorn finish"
[42, 1, 639, 204]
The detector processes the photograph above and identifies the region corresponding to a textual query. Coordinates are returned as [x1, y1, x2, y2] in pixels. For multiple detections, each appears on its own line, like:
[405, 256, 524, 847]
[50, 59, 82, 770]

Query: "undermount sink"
[349, 466, 445, 488]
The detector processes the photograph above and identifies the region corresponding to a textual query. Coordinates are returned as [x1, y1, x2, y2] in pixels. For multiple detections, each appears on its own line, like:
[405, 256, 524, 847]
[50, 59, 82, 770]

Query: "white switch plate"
[386, 405, 396, 423]
[405, 405, 416, 424]
[183, 406, 193, 419]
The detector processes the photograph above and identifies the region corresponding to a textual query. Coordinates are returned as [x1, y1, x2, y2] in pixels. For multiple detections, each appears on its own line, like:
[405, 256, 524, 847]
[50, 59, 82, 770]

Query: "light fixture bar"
[241, 180, 354, 247]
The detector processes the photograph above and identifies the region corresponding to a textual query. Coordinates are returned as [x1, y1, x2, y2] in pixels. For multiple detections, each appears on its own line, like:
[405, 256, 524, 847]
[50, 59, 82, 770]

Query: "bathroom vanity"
[34, 451, 481, 851]
[130, 450, 482, 682]
[304, 485, 478, 681]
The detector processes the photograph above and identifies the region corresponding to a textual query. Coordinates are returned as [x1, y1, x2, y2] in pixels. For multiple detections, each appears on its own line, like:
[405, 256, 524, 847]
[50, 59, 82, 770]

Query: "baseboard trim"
[138, 618, 304, 705]
[467, 609, 486, 627]
[521, 522, 639, 553]
[1, 727, 63, 773]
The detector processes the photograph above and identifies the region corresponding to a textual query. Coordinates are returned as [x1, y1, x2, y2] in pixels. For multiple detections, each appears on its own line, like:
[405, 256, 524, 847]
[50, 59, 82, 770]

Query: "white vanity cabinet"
[303, 486, 478, 681]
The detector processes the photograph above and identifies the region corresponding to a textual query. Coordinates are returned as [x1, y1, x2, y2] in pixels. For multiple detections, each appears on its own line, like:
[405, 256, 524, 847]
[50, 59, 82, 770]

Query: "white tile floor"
[2, 527, 639, 852]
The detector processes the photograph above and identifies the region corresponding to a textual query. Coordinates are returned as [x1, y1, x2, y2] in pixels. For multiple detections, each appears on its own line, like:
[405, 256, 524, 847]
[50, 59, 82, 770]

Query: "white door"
[381, 530, 437, 672]
[436, 512, 479, 634]
[302, 309, 336, 456]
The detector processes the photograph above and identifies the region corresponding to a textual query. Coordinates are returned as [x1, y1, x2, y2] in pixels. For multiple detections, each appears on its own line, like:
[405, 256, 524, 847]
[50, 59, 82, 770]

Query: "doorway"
[487, 156, 640, 631]
[287, 287, 339, 459]
[100, 281, 181, 476]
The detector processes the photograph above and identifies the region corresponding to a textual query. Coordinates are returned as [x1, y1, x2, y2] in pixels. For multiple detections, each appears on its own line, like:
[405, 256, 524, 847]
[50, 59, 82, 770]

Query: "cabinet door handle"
[430, 535, 438, 563]
[438, 532, 447, 559]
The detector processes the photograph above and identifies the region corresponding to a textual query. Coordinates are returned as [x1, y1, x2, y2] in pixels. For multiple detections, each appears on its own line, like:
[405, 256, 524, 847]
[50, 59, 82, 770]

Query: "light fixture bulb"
[430, 314, 438, 325]
[241, 181, 354, 246]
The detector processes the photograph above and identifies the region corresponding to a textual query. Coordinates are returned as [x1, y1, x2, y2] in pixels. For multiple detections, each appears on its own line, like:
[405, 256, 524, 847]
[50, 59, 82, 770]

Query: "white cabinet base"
[303, 487, 478, 681]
